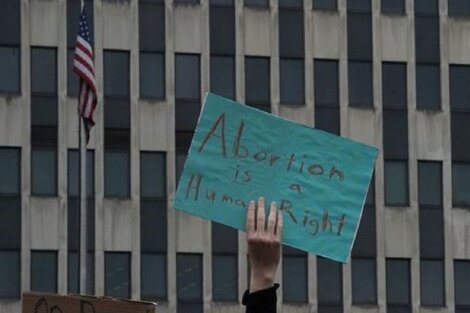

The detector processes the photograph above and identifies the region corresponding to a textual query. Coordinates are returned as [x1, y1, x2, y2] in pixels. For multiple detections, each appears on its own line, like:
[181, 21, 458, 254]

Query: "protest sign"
[174, 93, 378, 263]
[22, 292, 157, 313]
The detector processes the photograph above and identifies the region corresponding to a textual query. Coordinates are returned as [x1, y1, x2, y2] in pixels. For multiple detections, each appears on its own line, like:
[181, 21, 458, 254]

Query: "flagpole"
[79, 0, 87, 295]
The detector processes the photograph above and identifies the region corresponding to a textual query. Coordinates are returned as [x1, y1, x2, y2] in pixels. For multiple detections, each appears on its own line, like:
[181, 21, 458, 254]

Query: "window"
[0, 147, 21, 299]
[353, 181, 376, 256]
[139, 0, 165, 99]
[283, 246, 308, 303]
[450, 65, 470, 111]
[68, 251, 94, 294]
[0, 47, 20, 93]
[67, 0, 93, 96]
[280, 58, 305, 105]
[418, 161, 444, 306]
[175, 132, 193, 184]
[449, 0, 470, 16]
[415, 0, 438, 15]
[212, 223, 238, 302]
[31, 148, 57, 196]
[384, 161, 409, 206]
[140, 52, 165, 99]
[352, 258, 376, 304]
[140, 152, 167, 300]
[315, 59, 339, 135]
[174, 0, 200, 4]
[279, 10, 304, 58]
[244, 0, 268, 8]
[210, 6, 235, 54]
[415, 17, 440, 63]
[381, 0, 405, 14]
[279, 0, 302, 9]
[347, 14, 372, 61]
[104, 50, 130, 198]
[416, 64, 440, 110]
[175, 54, 201, 131]
[0, 1, 20, 93]
[455, 260, 470, 312]
[105, 252, 131, 298]
[348, 61, 373, 107]
[452, 162, 470, 207]
[313, 0, 337, 11]
[177, 253, 203, 313]
[317, 257, 343, 312]
[31, 250, 58, 293]
[245, 56, 270, 112]
[383, 62, 407, 108]
[386, 259, 411, 313]
[210, 55, 235, 99]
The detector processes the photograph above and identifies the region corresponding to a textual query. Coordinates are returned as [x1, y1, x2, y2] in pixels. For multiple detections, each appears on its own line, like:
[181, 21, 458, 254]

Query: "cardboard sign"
[22, 292, 157, 313]
[174, 93, 378, 263]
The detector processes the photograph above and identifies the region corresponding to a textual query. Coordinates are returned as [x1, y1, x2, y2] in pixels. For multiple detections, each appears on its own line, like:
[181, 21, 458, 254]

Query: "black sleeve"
[242, 284, 279, 313]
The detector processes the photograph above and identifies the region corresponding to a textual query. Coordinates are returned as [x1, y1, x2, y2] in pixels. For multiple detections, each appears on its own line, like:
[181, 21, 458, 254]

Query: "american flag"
[73, 7, 97, 143]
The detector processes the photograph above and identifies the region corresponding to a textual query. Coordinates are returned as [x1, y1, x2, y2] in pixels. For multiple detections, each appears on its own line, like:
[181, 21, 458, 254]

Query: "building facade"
[0, 0, 470, 312]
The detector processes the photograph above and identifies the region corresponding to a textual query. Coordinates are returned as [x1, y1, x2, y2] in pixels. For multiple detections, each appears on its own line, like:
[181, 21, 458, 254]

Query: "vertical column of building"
[448, 1, 470, 309]
[172, 0, 204, 311]
[30, 29, 59, 295]
[139, 152, 167, 301]
[0, 0, 22, 305]
[278, 0, 305, 107]
[103, 45, 131, 298]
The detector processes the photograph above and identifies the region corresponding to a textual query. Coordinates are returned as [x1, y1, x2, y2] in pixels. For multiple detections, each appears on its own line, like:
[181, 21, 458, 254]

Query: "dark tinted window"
[415, 0, 438, 15]
[384, 160, 409, 206]
[175, 54, 200, 131]
[418, 161, 442, 208]
[382, 62, 407, 108]
[140, 201, 167, 252]
[315, 107, 340, 135]
[140, 152, 166, 199]
[420, 260, 444, 306]
[244, 0, 268, 7]
[0, 1, 20, 45]
[0, 251, 20, 298]
[383, 110, 408, 159]
[210, 55, 235, 99]
[104, 51, 129, 97]
[31, 251, 58, 293]
[415, 16, 440, 63]
[280, 58, 304, 105]
[347, 13, 372, 60]
[450, 65, 470, 111]
[139, 2, 165, 52]
[67, 49, 79, 96]
[212, 255, 237, 301]
[279, 0, 302, 9]
[31, 48, 57, 94]
[347, 0, 371, 12]
[177, 253, 203, 313]
[105, 252, 131, 298]
[67, 150, 95, 197]
[449, 0, 470, 16]
[318, 257, 342, 305]
[174, 0, 200, 4]
[386, 259, 410, 306]
[452, 162, 470, 207]
[67, 0, 94, 47]
[141, 253, 166, 300]
[0, 46, 20, 93]
[283, 255, 308, 302]
[245, 57, 270, 111]
[104, 151, 130, 198]
[314, 59, 339, 107]
[210, 7, 235, 54]
[352, 190, 376, 256]
[279, 10, 304, 58]
[352, 258, 376, 304]
[451, 112, 470, 161]
[348, 61, 373, 107]
[419, 209, 444, 257]
[381, 0, 405, 14]
[313, 0, 337, 10]
[455, 260, 470, 307]
[416, 63, 440, 110]
[140, 52, 165, 99]
[0, 148, 20, 195]
[67, 251, 94, 294]
[31, 148, 57, 196]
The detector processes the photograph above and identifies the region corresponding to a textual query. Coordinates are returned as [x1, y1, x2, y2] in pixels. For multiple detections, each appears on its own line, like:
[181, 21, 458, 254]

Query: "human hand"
[246, 197, 283, 293]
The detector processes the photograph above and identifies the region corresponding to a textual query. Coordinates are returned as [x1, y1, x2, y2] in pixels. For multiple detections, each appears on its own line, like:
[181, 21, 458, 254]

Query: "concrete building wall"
[0, 0, 469, 312]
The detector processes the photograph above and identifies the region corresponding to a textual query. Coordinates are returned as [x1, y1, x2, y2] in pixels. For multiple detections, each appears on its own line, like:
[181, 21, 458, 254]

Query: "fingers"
[256, 197, 265, 232]
[267, 202, 277, 235]
[275, 209, 283, 240]
[246, 200, 255, 234]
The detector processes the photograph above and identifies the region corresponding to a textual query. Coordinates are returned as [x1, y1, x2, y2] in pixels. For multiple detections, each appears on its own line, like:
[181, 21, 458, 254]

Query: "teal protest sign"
[174, 93, 378, 263]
